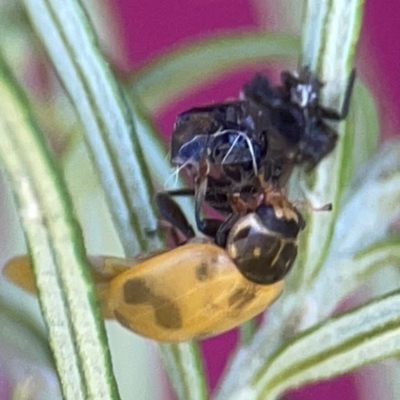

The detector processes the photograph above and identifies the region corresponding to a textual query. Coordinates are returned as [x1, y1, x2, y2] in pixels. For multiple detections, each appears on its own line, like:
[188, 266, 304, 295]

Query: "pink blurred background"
[109, 1, 400, 399]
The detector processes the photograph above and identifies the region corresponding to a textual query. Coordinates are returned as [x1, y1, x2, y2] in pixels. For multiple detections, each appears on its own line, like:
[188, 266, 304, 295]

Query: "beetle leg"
[155, 192, 195, 239]
[339, 68, 356, 119]
[320, 68, 356, 120]
[158, 187, 224, 240]
[214, 212, 245, 247]
[193, 176, 223, 237]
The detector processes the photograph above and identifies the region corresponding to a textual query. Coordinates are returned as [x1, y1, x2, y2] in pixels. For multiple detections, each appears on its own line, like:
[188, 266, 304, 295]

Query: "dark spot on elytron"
[228, 287, 256, 310]
[114, 310, 132, 330]
[228, 288, 245, 307]
[196, 262, 209, 281]
[123, 278, 152, 304]
[123, 278, 183, 330]
[153, 297, 183, 329]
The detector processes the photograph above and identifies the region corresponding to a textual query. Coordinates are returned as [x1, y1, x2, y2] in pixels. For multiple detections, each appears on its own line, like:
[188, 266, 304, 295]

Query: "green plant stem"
[297, 0, 365, 286]
[160, 343, 207, 400]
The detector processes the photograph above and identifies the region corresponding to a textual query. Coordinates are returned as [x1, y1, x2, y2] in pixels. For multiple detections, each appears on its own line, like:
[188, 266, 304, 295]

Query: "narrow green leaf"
[354, 238, 400, 275]
[297, 0, 365, 284]
[160, 343, 207, 400]
[251, 290, 400, 400]
[0, 297, 51, 365]
[0, 298, 61, 399]
[21, 0, 161, 256]
[318, 142, 400, 275]
[300, 1, 330, 68]
[255, 0, 304, 34]
[302, 142, 400, 319]
[312, 236, 400, 318]
[345, 140, 400, 196]
[302, 0, 364, 73]
[130, 98, 169, 185]
[131, 33, 299, 111]
[343, 82, 379, 185]
[0, 55, 119, 399]
[213, 300, 289, 400]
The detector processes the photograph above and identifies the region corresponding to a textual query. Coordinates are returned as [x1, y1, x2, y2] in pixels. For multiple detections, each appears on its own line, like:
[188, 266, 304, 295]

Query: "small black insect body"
[243, 67, 356, 182]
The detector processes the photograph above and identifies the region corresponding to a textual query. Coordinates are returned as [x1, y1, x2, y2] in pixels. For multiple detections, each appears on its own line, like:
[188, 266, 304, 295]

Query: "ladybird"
[3, 242, 283, 342]
[3, 184, 304, 343]
[106, 243, 283, 342]
[114, 187, 303, 340]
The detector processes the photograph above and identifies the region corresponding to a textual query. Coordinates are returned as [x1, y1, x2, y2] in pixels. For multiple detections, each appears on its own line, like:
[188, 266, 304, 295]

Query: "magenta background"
[110, 1, 400, 399]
